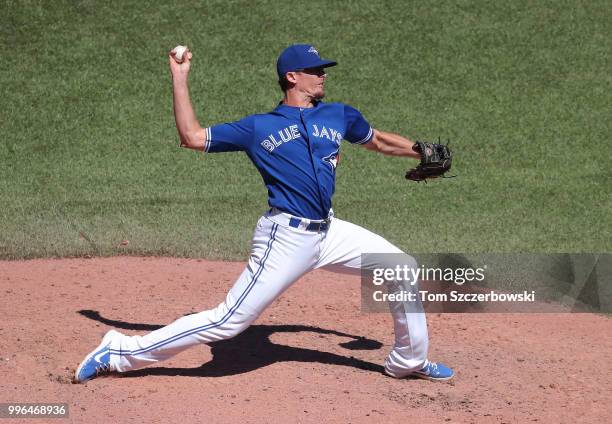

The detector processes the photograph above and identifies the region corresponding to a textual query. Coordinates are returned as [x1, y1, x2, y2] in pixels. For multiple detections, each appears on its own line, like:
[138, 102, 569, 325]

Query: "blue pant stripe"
[110, 223, 279, 356]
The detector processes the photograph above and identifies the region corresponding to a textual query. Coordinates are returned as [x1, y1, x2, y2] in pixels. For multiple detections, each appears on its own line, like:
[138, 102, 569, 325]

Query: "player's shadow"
[77, 310, 385, 378]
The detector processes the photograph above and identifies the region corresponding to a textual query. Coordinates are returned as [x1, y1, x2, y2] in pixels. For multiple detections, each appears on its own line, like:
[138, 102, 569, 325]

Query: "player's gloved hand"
[405, 140, 453, 182]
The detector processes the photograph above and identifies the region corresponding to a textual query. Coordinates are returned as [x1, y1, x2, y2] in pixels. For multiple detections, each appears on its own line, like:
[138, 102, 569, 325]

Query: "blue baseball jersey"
[204, 101, 373, 220]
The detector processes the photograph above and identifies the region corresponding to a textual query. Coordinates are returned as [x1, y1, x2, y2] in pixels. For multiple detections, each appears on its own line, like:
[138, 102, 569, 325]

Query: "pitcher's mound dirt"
[1, 257, 610, 423]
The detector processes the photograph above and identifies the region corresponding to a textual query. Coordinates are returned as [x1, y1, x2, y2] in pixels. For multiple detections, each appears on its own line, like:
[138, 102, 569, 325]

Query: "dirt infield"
[1, 257, 610, 423]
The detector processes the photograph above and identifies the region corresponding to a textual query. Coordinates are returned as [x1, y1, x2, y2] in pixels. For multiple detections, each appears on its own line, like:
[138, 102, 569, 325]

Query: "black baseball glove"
[405, 140, 453, 182]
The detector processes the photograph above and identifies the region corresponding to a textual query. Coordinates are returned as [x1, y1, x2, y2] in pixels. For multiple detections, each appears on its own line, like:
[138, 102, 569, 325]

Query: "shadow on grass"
[78, 309, 385, 378]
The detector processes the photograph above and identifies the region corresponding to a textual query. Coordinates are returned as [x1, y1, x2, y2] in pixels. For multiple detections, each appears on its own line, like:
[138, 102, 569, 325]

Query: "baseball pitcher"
[75, 44, 454, 383]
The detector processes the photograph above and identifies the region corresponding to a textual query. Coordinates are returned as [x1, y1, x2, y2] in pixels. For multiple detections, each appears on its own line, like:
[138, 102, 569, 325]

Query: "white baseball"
[172, 45, 188, 63]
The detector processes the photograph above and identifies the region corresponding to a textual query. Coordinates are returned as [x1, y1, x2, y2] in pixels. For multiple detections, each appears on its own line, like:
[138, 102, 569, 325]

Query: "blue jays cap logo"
[307, 46, 319, 56]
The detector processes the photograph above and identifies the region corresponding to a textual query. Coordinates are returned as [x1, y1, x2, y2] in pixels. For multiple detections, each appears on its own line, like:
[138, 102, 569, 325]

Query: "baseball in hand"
[172, 45, 188, 63]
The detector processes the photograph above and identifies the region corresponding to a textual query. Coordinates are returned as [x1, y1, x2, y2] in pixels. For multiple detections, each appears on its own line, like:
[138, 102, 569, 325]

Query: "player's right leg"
[314, 217, 453, 381]
[75, 215, 319, 382]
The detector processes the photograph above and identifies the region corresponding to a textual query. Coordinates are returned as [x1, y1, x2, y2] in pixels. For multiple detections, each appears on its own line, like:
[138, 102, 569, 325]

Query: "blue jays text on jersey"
[203, 101, 374, 220]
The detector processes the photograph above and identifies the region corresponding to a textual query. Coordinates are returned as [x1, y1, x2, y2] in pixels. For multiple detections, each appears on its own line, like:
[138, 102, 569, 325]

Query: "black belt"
[288, 217, 330, 232]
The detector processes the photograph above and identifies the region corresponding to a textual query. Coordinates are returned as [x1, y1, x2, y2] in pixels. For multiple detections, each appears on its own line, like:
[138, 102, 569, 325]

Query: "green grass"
[1, 0, 610, 259]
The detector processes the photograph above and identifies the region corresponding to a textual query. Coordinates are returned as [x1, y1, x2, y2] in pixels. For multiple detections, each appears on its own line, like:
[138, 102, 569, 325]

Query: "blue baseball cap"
[276, 44, 337, 80]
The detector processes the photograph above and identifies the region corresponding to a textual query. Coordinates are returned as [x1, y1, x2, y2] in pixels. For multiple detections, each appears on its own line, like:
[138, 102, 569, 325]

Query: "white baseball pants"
[109, 211, 428, 376]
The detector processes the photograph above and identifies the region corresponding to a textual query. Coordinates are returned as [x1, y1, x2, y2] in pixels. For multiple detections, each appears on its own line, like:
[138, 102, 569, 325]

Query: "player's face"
[293, 67, 327, 99]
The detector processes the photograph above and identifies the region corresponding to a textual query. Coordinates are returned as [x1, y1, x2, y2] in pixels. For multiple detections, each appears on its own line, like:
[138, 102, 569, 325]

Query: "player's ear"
[285, 71, 299, 85]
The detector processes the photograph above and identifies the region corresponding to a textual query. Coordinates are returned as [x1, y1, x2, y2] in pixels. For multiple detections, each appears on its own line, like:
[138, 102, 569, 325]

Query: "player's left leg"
[314, 217, 453, 380]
